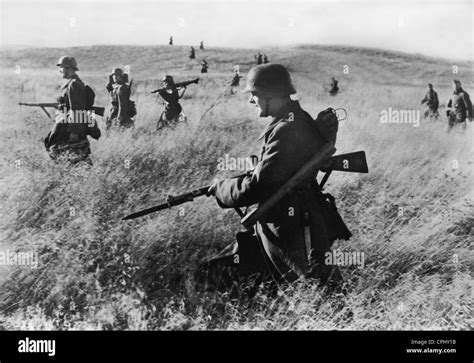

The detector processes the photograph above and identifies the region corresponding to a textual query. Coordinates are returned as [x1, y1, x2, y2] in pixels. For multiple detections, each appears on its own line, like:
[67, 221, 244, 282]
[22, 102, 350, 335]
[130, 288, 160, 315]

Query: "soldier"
[262, 53, 269, 64]
[189, 46, 195, 60]
[206, 64, 339, 285]
[421, 83, 439, 120]
[44, 56, 101, 165]
[329, 77, 339, 96]
[104, 67, 134, 130]
[156, 75, 185, 130]
[229, 69, 242, 94]
[255, 52, 263, 65]
[447, 80, 472, 129]
[200, 60, 208, 73]
[169, 36, 173, 45]
[200, 41, 204, 50]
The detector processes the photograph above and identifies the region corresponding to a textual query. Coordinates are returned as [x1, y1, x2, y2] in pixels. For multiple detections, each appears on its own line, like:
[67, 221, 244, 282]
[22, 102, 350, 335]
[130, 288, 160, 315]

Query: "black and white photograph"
[0, 0, 472, 360]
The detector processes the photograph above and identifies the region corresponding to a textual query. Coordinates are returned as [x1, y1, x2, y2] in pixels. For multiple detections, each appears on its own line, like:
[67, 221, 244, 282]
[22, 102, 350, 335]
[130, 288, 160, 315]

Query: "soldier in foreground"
[104, 67, 135, 130]
[421, 83, 439, 120]
[44, 56, 101, 164]
[206, 64, 341, 285]
[447, 79, 472, 130]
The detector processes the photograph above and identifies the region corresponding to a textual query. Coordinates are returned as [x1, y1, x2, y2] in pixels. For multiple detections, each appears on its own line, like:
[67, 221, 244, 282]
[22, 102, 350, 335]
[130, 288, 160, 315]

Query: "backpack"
[84, 84, 95, 110]
[314, 107, 339, 146]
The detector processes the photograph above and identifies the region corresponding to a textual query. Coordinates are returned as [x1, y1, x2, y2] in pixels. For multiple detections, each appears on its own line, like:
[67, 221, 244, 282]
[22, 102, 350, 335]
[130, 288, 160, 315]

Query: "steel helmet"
[242, 63, 296, 97]
[56, 56, 78, 71]
[110, 67, 124, 76]
[162, 75, 174, 84]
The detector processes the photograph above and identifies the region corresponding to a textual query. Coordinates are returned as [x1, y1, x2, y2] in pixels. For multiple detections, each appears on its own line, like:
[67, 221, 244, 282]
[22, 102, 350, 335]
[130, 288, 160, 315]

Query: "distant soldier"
[169, 36, 173, 45]
[262, 53, 269, 64]
[200, 41, 204, 50]
[329, 77, 339, 96]
[156, 75, 186, 130]
[200, 60, 209, 73]
[421, 83, 439, 120]
[229, 69, 242, 94]
[44, 56, 101, 164]
[255, 52, 263, 65]
[189, 46, 196, 60]
[104, 67, 135, 130]
[447, 80, 472, 129]
[205, 64, 341, 286]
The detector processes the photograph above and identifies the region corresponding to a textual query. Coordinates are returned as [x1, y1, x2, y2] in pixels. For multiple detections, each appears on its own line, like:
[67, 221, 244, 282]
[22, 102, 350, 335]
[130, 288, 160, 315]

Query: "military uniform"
[200, 61, 208, 73]
[230, 72, 241, 87]
[422, 89, 439, 111]
[213, 100, 332, 282]
[158, 88, 182, 122]
[45, 59, 100, 164]
[447, 87, 472, 125]
[329, 78, 339, 96]
[104, 69, 134, 129]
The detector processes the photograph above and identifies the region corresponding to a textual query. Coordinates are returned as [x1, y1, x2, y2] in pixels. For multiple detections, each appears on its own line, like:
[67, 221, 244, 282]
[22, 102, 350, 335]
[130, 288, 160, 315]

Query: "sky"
[0, 0, 472, 60]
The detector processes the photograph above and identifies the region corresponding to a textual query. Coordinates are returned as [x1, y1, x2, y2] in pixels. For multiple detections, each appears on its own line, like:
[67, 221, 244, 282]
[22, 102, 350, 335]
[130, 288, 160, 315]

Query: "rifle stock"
[321, 151, 368, 173]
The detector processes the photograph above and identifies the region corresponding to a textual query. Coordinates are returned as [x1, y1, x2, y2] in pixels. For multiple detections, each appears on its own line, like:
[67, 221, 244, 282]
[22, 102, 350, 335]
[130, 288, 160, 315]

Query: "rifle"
[19, 103, 105, 118]
[150, 78, 199, 94]
[122, 149, 369, 222]
[122, 172, 249, 220]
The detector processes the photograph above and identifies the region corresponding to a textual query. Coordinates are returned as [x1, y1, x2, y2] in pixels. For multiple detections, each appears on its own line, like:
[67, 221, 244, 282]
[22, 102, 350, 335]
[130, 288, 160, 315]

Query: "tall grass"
[0, 45, 472, 330]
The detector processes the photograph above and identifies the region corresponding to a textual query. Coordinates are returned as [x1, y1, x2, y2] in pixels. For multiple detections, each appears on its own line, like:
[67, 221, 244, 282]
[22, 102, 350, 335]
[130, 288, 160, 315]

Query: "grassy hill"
[0, 45, 472, 330]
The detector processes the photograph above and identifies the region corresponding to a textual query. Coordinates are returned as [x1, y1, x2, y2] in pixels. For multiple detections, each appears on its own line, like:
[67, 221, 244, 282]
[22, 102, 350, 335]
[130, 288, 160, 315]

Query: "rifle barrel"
[122, 172, 249, 221]
[122, 186, 209, 220]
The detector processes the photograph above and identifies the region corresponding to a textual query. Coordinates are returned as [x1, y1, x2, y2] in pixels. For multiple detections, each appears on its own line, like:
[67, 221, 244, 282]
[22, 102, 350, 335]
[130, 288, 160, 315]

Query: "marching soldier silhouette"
[329, 77, 339, 96]
[169, 36, 173, 45]
[200, 41, 204, 50]
[200, 60, 209, 73]
[104, 67, 135, 130]
[43, 56, 101, 165]
[421, 83, 439, 120]
[447, 79, 472, 130]
[229, 69, 242, 94]
[189, 46, 196, 60]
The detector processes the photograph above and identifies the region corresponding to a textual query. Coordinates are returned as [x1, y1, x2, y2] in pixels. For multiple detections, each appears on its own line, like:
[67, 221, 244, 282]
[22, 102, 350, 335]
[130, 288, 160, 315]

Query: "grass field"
[0, 44, 472, 330]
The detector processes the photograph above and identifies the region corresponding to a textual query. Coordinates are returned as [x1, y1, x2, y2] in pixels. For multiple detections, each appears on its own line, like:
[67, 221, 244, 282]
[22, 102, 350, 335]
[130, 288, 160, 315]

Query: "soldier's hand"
[207, 179, 219, 196]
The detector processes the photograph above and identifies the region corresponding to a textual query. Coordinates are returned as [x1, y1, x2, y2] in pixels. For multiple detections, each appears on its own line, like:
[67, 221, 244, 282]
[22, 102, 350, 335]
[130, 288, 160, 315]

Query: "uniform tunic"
[447, 89, 472, 122]
[105, 83, 133, 129]
[214, 101, 333, 282]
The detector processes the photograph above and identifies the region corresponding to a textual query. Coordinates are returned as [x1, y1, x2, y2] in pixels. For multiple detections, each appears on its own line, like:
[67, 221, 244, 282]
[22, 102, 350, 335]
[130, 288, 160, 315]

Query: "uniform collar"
[257, 100, 301, 141]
